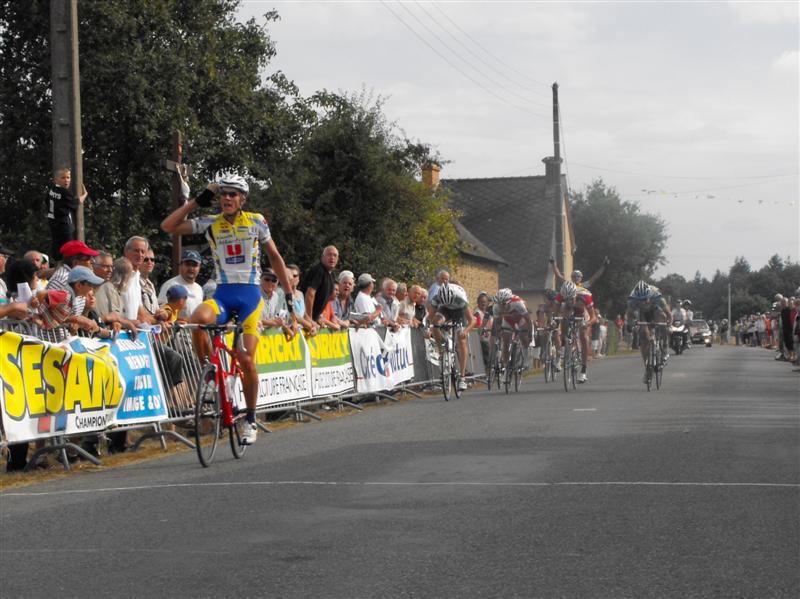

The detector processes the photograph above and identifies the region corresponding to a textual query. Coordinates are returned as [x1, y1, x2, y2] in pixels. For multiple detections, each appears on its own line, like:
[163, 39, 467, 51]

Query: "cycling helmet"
[570, 270, 583, 282]
[494, 288, 513, 304]
[436, 283, 455, 306]
[217, 174, 249, 196]
[560, 281, 578, 300]
[630, 280, 651, 300]
[682, 299, 692, 307]
[544, 288, 558, 301]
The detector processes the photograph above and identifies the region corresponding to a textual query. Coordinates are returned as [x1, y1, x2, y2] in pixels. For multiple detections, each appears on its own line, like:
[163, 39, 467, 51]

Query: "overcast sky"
[238, 1, 799, 280]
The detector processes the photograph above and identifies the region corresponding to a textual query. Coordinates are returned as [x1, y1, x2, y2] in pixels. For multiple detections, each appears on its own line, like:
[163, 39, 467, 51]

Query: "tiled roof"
[443, 176, 560, 292]
[455, 221, 508, 265]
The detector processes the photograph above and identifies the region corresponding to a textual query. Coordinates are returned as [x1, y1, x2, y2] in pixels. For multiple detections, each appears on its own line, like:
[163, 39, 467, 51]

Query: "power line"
[380, 1, 549, 119]
[414, 0, 550, 108]
[429, 1, 552, 96]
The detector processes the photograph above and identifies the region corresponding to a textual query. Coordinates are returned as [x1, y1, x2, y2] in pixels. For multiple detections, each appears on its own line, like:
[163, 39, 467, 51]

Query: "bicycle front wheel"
[452, 340, 463, 399]
[504, 345, 514, 394]
[513, 345, 523, 392]
[654, 346, 663, 390]
[563, 341, 571, 392]
[194, 363, 221, 467]
[542, 338, 552, 382]
[571, 340, 580, 389]
[441, 342, 452, 401]
[487, 342, 498, 390]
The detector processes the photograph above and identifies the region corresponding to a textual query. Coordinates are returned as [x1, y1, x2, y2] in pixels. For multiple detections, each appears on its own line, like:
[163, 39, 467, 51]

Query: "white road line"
[573, 408, 597, 412]
[3, 480, 798, 497]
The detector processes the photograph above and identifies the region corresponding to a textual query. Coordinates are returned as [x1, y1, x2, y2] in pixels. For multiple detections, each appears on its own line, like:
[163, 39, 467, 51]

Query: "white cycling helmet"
[494, 288, 513, 304]
[217, 174, 249, 196]
[560, 281, 578, 299]
[570, 270, 583, 282]
[630, 280, 651, 300]
[436, 283, 455, 305]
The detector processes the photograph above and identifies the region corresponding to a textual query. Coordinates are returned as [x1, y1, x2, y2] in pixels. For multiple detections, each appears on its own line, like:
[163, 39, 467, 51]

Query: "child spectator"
[161, 284, 189, 324]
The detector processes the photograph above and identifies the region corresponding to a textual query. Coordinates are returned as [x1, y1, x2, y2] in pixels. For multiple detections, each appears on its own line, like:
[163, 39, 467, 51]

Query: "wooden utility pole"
[50, 0, 85, 240]
[551, 82, 566, 276]
[161, 130, 190, 275]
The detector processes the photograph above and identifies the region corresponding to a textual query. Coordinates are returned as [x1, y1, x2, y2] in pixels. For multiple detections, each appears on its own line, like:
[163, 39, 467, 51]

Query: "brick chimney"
[422, 163, 441, 189]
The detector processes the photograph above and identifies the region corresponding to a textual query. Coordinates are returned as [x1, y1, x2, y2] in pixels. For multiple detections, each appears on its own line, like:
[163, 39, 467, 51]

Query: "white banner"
[349, 328, 393, 393]
[382, 326, 414, 385]
[349, 327, 414, 393]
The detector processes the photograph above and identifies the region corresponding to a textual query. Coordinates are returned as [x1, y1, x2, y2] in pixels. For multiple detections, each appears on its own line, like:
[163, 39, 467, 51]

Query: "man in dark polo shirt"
[298, 245, 339, 324]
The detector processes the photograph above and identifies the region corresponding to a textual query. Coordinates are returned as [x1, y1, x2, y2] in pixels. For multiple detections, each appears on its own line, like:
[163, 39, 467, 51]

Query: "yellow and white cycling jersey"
[189, 211, 271, 285]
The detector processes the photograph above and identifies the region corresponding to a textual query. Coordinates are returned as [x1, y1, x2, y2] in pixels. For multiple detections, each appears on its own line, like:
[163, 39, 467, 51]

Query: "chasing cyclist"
[427, 282, 476, 392]
[492, 288, 533, 374]
[555, 281, 596, 383]
[536, 288, 561, 371]
[625, 281, 672, 384]
[161, 175, 296, 445]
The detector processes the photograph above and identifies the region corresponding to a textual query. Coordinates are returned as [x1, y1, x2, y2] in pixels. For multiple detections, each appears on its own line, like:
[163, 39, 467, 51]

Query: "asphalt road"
[1, 345, 798, 599]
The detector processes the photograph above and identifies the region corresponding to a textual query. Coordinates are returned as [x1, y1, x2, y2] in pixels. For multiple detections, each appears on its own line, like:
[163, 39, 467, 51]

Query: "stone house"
[424, 158, 576, 309]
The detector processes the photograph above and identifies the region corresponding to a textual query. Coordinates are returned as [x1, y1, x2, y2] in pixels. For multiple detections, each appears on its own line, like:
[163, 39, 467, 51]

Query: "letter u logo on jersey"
[225, 243, 245, 265]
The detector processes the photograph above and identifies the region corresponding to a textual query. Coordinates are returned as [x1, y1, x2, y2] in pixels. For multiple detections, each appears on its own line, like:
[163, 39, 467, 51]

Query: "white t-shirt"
[354, 291, 380, 323]
[122, 270, 143, 321]
[158, 275, 203, 319]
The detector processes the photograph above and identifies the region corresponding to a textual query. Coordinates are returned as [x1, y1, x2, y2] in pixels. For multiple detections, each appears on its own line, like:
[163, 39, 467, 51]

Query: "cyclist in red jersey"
[556, 281, 597, 383]
[491, 288, 533, 369]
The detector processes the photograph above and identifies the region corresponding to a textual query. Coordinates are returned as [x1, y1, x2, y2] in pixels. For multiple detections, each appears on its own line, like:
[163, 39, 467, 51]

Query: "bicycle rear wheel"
[222, 372, 248, 458]
[230, 416, 248, 458]
[194, 363, 221, 467]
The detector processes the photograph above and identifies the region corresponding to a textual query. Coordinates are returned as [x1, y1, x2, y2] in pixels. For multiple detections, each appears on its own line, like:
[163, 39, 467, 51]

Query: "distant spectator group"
[732, 292, 800, 369]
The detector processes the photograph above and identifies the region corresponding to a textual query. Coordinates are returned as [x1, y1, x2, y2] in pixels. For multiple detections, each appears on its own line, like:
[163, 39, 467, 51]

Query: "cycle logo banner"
[253, 328, 311, 406]
[306, 328, 354, 396]
[0, 330, 125, 443]
[349, 327, 413, 393]
[86, 332, 169, 424]
[383, 327, 414, 385]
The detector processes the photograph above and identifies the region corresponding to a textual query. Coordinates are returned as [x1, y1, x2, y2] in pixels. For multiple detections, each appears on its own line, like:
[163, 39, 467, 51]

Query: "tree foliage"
[655, 254, 800, 320]
[569, 179, 669, 317]
[0, 1, 457, 285]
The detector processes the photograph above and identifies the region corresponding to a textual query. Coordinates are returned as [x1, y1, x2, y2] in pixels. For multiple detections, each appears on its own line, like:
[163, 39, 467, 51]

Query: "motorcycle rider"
[671, 299, 689, 352]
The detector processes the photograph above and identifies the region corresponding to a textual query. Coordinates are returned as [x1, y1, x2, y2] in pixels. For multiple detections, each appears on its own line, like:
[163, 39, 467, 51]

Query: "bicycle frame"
[208, 328, 244, 428]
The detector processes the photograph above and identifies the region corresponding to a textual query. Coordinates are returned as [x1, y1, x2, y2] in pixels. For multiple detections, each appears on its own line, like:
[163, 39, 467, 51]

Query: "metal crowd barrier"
[1, 319, 498, 472]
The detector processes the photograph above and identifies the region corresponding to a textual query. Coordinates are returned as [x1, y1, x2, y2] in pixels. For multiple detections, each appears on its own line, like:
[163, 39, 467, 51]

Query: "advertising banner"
[349, 327, 412, 392]
[306, 328, 354, 397]
[382, 326, 414, 385]
[79, 333, 169, 425]
[252, 328, 312, 407]
[0, 330, 126, 442]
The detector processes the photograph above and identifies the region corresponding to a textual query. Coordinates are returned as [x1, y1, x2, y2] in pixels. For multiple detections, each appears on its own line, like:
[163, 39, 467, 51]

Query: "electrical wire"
[429, 1, 552, 95]
[380, 1, 549, 119]
[413, 0, 550, 108]
[567, 161, 799, 181]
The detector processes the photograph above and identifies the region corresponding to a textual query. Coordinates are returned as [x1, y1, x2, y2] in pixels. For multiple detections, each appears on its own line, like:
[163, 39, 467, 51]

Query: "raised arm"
[585, 257, 609, 288]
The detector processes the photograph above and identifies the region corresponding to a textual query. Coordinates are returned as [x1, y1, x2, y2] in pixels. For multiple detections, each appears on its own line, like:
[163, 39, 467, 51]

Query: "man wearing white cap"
[353, 273, 382, 326]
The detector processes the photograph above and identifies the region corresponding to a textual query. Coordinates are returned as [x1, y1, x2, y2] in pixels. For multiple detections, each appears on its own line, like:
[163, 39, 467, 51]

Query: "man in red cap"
[46, 239, 99, 316]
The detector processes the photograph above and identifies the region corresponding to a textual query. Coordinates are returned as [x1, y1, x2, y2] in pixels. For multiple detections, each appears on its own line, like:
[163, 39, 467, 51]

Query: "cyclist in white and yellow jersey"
[161, 175, 296, 445]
